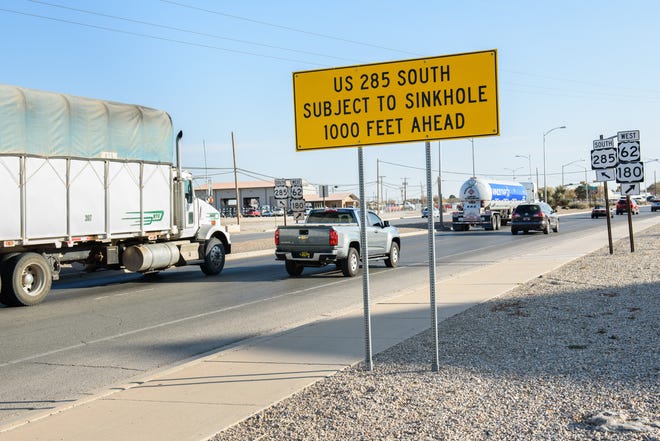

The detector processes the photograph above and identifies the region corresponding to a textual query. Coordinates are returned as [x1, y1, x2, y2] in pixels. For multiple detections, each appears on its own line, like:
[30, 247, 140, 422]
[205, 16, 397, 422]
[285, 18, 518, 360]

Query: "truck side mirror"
[382, 220, 390, 227]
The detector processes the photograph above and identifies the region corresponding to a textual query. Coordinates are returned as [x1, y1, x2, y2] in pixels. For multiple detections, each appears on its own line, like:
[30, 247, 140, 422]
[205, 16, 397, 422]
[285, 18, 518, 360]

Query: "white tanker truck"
[451, 177, 537, 231]
[0, 84, 231, 306]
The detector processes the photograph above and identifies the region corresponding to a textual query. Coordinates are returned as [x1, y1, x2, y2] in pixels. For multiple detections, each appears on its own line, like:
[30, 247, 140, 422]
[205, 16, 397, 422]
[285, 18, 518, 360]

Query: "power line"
[24, 0, 363, 64]
[7, 4, 657, 103]
[0, 7, 326, 66]
[160, 0, 419, 56]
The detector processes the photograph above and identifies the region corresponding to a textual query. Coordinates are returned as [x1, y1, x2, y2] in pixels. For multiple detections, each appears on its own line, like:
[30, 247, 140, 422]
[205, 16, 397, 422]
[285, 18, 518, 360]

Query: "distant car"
[244, 208, 261, 217]
[615, 197, 639, 215]
[591, 205, 614, 218]
[261, 209, 274, 217]
[421, 207, 440, 218]
[272, 207, 285, 216]
[651, 198, 660, 212]
[511, 202, 559, 235]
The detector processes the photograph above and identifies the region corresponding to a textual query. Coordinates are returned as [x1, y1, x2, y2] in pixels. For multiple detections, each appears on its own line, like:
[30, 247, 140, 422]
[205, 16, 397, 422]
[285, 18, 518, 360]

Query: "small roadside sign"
[593, 137, 615, 150]
[595, 168, 615, 182]
[274, 185, 289, 199]
[615, 162, 644, 183]
[290, 199, 306, 212]
[290, 178, 303, 199]
[618, 141, 641, 163]
[621, 183, 640, 195]
[617, 130, 640, 142]
[591, 148, 617, 169]
[276, 198, 287, 208]
[293, 211, 305, 221]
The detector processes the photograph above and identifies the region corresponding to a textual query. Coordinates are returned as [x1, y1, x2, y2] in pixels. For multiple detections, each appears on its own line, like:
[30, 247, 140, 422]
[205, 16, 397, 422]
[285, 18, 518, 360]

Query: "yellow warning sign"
[293, 50, 499, 150]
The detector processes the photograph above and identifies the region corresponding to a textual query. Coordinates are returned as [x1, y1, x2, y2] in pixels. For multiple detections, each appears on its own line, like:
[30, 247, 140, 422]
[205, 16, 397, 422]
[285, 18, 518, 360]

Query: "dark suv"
[511, 202, 559, 235]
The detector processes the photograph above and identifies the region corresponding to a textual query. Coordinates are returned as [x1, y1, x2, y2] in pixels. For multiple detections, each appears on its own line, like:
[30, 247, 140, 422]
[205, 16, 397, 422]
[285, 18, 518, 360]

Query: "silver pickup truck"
[274, 208, 400, 277]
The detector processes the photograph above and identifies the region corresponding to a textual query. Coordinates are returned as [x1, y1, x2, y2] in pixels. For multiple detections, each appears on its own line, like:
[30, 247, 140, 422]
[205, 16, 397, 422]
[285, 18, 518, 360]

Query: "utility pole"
[420, 182, 424, 205]
[231, 131, 240, 225]
[470, 138, 476, 177]
[402, 177, 408, 206]
[376, 159, 380, 215]
[438, 141, 445, 229]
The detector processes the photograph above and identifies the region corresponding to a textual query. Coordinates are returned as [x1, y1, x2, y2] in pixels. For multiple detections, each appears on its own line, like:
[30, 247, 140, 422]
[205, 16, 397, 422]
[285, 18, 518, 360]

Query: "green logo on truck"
[123, 210, 165, 226]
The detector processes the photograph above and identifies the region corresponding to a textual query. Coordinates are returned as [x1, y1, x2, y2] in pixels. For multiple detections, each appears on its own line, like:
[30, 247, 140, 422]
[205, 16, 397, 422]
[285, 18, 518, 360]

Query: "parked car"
[591, 204, 614, 218]
[651, 198, 660, 212]
[261, 209, 274, 217]
[244, 208, 261, 217]
[615, 197, 639, 215]
[510, 202, 559, 235]
[272, 207, 285, 216]
[421, 206, 440, 218]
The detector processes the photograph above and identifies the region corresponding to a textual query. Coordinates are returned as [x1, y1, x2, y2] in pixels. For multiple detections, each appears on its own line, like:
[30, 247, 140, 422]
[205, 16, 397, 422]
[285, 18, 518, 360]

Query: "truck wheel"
[511, 227, 518, 235]
[285, 260, 304, 277]
[1, 253, 52, 306]
[341, 247, 360, 277]
[200, 238, 226, 276]
[495, 215, 501, 230]
[385, 242, 399, 268]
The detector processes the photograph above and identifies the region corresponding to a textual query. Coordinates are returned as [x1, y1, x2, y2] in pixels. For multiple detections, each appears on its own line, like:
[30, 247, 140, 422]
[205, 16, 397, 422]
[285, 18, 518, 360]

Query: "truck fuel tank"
[123, 243, 180, 272]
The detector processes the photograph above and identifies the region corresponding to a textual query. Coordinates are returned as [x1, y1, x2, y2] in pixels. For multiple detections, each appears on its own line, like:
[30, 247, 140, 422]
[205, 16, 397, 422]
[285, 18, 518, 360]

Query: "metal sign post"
[358, 147, 373, 371]
[425, 141, 439, 371]
[603, 181, 613, 254]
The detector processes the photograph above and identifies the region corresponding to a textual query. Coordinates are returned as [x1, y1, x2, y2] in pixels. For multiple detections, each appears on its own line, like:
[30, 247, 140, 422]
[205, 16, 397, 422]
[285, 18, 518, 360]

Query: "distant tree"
[550, 186, 567, 207]
[574, 184, 587, 200]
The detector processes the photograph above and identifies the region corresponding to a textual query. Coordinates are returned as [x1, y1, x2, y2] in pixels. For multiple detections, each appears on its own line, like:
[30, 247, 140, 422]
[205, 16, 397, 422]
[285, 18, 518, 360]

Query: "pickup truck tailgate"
[277, 225, 335, 252]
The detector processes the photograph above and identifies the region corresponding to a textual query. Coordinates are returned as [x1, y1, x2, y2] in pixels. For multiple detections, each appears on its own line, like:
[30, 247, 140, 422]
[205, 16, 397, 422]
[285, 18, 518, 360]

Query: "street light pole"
[561, 159, 584, 186]
[504, 166, 523, 180]
[578, 166, 590, 207]
[470, 138, 475, 177]
[515, 154, 532, 181]
[543, 125, 566, 202]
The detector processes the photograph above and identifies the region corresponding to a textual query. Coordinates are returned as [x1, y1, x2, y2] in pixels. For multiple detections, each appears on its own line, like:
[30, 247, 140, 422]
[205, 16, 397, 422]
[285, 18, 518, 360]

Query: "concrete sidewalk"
[1, 216, 657, 441]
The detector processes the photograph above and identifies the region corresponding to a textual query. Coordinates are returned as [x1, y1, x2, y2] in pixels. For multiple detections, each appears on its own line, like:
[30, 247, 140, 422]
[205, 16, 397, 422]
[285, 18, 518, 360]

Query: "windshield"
[514, 205, 540, 215]
[306, 210, 355, 223]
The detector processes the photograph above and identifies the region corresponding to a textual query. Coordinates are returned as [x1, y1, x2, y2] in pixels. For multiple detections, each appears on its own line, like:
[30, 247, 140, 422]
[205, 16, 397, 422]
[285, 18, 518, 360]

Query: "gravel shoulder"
[217, 223, 660, 440]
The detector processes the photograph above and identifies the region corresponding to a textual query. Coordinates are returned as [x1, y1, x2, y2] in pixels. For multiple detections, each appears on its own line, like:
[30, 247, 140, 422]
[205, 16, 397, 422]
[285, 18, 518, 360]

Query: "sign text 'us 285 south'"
[292, 50, 499, 150]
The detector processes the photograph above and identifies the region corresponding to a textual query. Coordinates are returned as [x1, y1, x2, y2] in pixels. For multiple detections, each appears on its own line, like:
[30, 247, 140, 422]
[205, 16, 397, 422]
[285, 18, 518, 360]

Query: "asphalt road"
[0, 208, 655, 427]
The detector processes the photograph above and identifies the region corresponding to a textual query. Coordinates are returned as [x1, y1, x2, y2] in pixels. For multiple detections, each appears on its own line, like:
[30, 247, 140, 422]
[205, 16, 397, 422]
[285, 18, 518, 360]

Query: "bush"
[568, 201, 588, 209]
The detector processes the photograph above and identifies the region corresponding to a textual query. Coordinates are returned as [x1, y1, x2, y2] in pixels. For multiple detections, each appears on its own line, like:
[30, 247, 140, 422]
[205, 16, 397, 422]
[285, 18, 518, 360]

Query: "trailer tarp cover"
[0, 84, 173, 163]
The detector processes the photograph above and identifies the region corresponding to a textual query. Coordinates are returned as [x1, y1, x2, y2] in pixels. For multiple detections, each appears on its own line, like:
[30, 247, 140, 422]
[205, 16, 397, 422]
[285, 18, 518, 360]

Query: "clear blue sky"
[2, 0, 659, 199]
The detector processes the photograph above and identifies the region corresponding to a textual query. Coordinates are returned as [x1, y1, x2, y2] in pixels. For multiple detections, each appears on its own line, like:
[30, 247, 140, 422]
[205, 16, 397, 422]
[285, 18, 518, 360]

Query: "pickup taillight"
[329, 228, 338, 246]
[274, 229, 280, 246]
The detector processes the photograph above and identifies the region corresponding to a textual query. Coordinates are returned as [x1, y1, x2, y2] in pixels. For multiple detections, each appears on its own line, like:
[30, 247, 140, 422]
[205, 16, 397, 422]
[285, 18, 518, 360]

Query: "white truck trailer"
[0, 85, 231, 306]
[451, 177, 536, 231]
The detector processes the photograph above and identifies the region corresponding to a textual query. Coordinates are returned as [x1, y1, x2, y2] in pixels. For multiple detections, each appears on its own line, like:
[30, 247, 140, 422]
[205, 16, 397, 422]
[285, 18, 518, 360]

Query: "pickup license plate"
[523, 217, 530, 221]
[294, 251, 313, 258]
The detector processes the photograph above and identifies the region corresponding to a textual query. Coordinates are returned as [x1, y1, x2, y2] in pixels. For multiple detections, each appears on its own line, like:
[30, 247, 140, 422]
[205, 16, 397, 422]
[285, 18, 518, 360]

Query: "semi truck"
[0, 84, 231, 306]
[451, 177, 537, 231]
